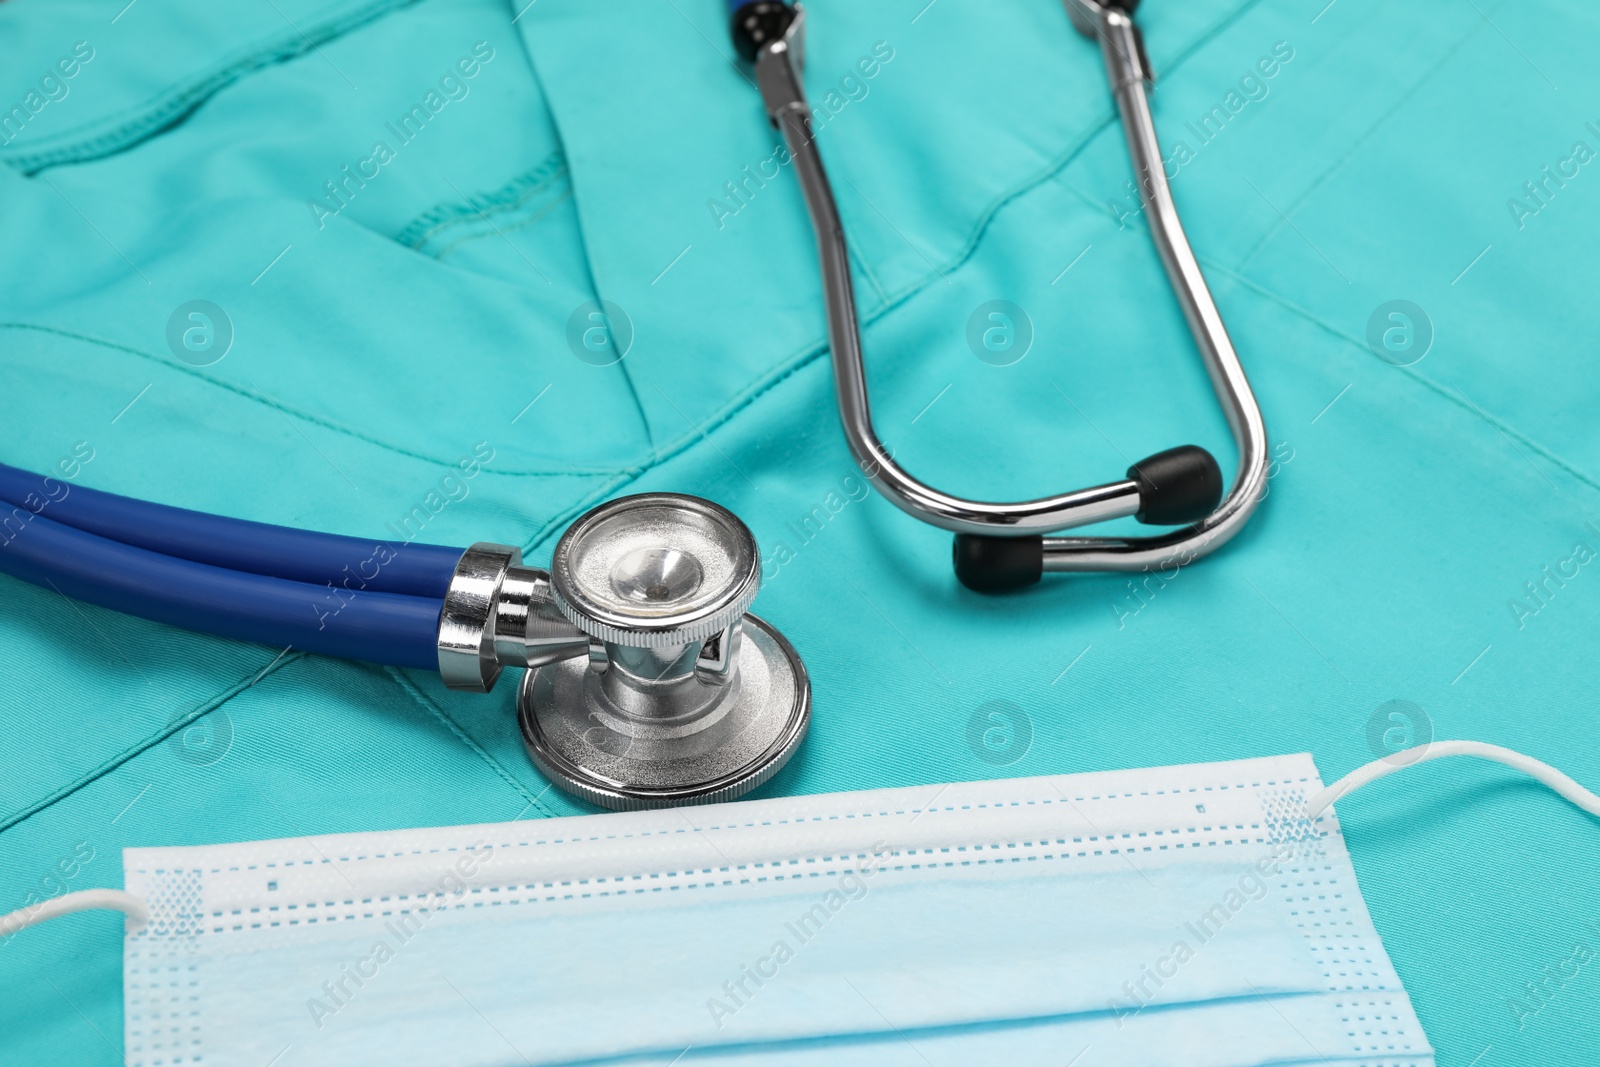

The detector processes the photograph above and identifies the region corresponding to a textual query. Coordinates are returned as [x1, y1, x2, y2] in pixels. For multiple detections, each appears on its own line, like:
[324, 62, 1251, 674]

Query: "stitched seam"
[431, 185, 575, 261]
[848, 241, 890, 309]
[0, 652, 306, 836]
[157, 773, 1316, 862]
[4, 0, 425, 176]
[125, 771, 1321, 868]
[395, 151, 571, 249]
[1068, 163, 1600, 495]
[0, 652, 564, 838]
[1235, 6, 1496, 270]
[381, 665, 560, 819]
[518, 74, 658, 458]
[599, 323, 655, 465]
[1206, 257, 1600, 497]
[0, 323, 628, 477]
[184, 836, 1338, 923]
[557, 178, 656, 460]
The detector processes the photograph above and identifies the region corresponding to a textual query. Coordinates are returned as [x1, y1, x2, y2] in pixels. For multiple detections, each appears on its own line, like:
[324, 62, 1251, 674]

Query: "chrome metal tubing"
[437, 542, 523, 692]
[1041, 0, 1268, 571]
[438, 545, 590, 692]
[755, 1, 1268, 567]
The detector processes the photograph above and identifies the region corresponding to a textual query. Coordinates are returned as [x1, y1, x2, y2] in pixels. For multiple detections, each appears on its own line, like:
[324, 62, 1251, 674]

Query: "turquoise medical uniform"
[2, 0, 1597, 1062]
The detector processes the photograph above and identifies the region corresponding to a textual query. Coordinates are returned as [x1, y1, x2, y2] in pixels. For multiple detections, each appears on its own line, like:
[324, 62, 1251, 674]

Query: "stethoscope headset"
[730, 0, 1268, 592]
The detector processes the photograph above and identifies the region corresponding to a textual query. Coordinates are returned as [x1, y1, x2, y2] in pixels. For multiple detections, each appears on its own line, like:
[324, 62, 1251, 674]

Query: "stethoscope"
[0, 0, 1264, 811]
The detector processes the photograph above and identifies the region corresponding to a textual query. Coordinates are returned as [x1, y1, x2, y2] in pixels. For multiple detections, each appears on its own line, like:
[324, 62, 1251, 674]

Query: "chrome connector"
[494, 565, 593, 670]
[1064, 0, 1154, 87]
[438, 544, 589, 693]
[437, 543, 520, 693]
[754, 3, 807, 127]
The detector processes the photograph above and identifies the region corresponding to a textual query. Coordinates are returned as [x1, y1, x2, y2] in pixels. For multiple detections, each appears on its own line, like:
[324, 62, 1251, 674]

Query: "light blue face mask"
[104, 752, 1436, 1067]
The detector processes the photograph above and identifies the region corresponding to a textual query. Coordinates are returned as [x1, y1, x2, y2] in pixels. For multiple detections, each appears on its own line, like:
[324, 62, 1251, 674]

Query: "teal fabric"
[1, 0, 1597, 1063]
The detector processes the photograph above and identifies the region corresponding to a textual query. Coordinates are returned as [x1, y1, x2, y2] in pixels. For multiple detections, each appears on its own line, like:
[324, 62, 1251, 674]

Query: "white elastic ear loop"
[0, 888, 149, 938]
[1308, 740, 1600, 821]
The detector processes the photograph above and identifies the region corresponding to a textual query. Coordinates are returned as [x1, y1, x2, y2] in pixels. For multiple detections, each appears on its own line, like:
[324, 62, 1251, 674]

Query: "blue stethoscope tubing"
[0, 462, 460, 595]
[0, 462, 462, 668]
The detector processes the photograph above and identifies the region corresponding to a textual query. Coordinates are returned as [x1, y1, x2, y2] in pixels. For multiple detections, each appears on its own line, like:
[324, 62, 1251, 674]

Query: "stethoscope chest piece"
[514, 494, 810, 810]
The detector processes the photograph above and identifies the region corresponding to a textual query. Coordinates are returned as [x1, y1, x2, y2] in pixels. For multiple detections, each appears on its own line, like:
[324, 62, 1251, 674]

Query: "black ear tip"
[1128, 445, 1223, 526]
[953, 535, 1044, 594]
[729, 1, 796, 62]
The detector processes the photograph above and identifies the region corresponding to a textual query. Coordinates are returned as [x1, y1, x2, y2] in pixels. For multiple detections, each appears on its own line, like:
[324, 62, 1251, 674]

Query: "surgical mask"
[116, 752, 1434, 1067]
